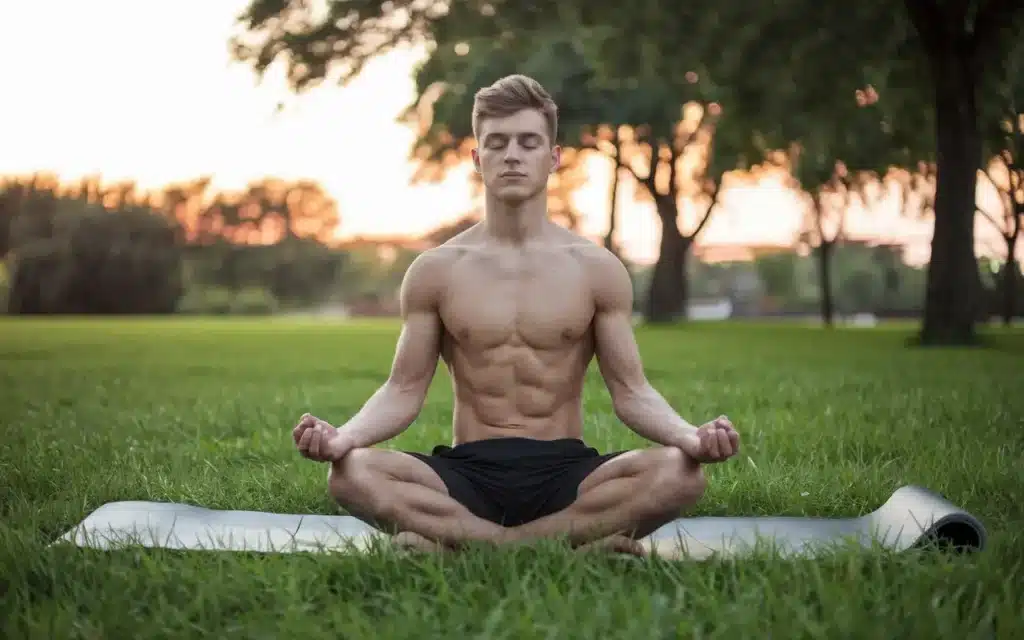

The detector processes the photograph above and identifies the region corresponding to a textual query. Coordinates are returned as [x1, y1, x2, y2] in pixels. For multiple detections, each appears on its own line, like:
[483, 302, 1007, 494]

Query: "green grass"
[1, 318, 1023, 639]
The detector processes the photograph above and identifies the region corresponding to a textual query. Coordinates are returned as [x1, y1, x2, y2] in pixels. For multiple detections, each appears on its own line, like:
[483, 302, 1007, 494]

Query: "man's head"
[471, 75, 561, 204]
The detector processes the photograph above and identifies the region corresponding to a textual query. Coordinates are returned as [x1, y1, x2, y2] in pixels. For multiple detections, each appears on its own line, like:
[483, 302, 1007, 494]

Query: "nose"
[502, 140, 525, 162]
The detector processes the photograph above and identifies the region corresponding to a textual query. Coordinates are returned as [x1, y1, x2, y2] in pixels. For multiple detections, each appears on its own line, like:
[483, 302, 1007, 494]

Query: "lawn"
[1, 318, 1022, 638]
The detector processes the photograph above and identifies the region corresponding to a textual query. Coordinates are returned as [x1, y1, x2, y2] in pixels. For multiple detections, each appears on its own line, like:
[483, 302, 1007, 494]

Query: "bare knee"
[327, 448, 390, 516]
[644, 447, 706, 514]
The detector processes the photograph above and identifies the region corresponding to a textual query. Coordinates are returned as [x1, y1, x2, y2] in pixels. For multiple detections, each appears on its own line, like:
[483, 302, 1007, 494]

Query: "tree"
[158, 177, 340, 246]
[4, 185, 185, 315]
[582, 0, 1020, 340]
[233, 9, 757, 321]
[231, 0, 1023, 335]
[977, 35, 1023, 325]
[747, 74, 924, 326]
[717, 0, 1023, 343]
[754, 251, 799, 305]
[901, 0, 1023, 342]
[791, 174, 848, 327]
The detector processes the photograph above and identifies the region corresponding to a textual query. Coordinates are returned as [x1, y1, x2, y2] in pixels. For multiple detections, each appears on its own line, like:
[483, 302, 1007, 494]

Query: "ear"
[471, 148, 481, 173]
[550, 145, 562, 174]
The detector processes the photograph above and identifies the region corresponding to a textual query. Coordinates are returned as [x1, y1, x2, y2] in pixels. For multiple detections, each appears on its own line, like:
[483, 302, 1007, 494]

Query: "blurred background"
[0, 0, 1020, 343]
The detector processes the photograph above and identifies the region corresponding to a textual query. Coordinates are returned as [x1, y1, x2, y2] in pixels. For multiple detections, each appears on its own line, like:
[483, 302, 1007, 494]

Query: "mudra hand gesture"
[293, 413, 354, 462]
[679, 415, 740, 463]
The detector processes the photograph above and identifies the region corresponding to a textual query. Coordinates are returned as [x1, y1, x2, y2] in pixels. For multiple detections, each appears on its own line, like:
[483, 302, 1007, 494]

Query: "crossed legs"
[326, 445, 706, 551]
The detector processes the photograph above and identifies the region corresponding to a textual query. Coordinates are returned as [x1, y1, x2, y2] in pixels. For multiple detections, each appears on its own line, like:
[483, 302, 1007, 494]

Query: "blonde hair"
[472, 74, 558, 143]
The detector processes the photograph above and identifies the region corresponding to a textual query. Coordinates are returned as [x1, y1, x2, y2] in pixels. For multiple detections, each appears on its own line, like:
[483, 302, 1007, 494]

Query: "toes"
[391, 532, 445, 554]
[577, 535, 646, 557]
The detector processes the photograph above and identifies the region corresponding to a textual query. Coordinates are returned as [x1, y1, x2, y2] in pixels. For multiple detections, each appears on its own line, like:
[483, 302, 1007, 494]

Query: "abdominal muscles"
[446, 333, 590, 443]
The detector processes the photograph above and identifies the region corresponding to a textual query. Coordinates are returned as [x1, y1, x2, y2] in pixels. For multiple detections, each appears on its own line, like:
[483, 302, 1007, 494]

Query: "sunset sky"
[0, 0, 1015, 266]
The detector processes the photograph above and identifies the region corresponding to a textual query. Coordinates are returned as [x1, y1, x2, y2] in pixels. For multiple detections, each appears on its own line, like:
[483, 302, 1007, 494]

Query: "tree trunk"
[919, 44, 983, 345]
[644, 199, 689, 323]
[818, 240, 835, 327]
[604, 144, 621, 254]
[1002, 237, 1018, 326]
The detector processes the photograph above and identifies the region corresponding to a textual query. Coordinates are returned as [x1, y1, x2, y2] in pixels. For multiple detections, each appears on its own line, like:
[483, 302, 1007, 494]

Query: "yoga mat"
[52, 485, 987, 560]
[642, 485, 987, 559]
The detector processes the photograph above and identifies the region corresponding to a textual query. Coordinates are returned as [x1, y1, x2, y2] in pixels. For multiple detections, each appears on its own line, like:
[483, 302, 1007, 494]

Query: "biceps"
[594, 311, 647, 395]
[388, 311, 441, 392]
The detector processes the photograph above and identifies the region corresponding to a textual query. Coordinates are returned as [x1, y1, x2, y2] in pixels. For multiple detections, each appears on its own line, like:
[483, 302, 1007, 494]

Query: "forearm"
[613, 384, 698, 448]
[337, 381, 424, 448]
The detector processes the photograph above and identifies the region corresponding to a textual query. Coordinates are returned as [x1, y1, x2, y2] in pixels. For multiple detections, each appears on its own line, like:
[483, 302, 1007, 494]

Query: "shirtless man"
[292, 74, 739, 554]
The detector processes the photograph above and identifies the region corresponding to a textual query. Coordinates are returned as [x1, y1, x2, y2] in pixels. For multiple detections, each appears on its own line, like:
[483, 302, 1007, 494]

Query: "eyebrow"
[483, 132, 544, 141]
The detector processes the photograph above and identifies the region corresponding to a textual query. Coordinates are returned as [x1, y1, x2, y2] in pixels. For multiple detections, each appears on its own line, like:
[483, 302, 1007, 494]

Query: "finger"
[298, 427, 314, 453]
[310, 428, 322, 459]
[728, 430, 740, 450]
[716, 429, 732, 458]
[293, 414, 313, 440]
[705, 429, 720, 459]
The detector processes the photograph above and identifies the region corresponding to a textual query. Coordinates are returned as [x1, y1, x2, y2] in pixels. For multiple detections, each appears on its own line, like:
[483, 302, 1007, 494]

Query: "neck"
[482, 190, 550, 245]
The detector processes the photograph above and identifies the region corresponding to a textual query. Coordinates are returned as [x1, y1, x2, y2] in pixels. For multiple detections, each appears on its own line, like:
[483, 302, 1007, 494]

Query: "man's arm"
[590, 252, 699, 449]
[337, 251, 444, 449]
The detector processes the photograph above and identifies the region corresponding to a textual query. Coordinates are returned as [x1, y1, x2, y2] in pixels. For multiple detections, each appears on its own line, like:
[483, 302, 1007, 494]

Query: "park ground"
[1, 318, 1022, 638]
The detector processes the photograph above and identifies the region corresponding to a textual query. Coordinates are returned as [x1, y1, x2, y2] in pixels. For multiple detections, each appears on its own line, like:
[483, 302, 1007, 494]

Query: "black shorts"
[404, 437, 625, 527]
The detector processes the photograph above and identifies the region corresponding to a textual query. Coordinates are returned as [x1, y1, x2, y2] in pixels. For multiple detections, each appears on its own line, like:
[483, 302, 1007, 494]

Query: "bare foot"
[576, 535, 646, 557]
[391, 531, 447, 554]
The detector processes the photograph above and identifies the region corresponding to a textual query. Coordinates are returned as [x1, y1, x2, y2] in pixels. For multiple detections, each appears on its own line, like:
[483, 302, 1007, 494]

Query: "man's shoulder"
[567, 239, 615, 262]
[562, 237, 628, 277]
[408, 235, 477, 272]
[544, 227, 612, 259]
[435, 221, 485, 250]
[401, 245, 462, 305]
[561, 241, 632, 307]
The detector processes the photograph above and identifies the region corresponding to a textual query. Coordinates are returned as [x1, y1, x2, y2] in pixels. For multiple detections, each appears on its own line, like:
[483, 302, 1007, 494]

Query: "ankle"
[496, 525, 524, 545]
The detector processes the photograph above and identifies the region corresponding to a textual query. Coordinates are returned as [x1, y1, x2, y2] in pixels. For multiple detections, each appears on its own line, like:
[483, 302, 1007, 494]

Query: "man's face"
[472, 108, 560, 203]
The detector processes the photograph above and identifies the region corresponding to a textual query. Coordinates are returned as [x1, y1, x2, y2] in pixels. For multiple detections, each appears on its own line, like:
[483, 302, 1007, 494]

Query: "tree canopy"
[231, 0, 1024, 342]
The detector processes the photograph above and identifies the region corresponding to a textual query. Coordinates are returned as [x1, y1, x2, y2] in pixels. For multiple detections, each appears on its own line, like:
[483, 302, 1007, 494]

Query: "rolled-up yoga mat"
[642, 485, 987, 559]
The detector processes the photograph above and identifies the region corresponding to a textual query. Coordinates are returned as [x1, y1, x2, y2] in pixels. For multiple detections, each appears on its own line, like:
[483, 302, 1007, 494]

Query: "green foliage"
[5, 198, 184, 315]
[177, 285, 236, 315]
[978, 33, 1023, 244]
[177, 285, 280, 316]
[1, 174, 349, 315]
[0, 261, 8, 313]
[232, 0, 1024, 342]
[232, 286, 281, 315]
[336, 245, 418, 301]
[754, 253, 800, 301]
[746, 244, 929, 316]
[162, 176, 341, 246]
[979, 257, 1024, 320]
[184, 239, 346, 309]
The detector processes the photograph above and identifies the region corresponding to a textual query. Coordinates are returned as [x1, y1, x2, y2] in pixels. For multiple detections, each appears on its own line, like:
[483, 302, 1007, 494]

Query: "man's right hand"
[293, 413, 355, 462]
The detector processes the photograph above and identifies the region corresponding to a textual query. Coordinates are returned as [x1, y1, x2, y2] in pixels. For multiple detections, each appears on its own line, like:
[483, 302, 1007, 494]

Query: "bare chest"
[440, 252, 593, 350]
